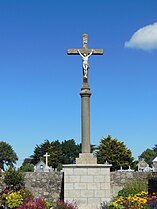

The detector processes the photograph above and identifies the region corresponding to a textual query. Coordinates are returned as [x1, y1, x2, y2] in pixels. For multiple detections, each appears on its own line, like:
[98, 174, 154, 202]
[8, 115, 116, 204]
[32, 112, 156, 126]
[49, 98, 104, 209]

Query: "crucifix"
[67, 34, 104, 155]
[44, 152, 50, 167]
[67, 33, 104, 83]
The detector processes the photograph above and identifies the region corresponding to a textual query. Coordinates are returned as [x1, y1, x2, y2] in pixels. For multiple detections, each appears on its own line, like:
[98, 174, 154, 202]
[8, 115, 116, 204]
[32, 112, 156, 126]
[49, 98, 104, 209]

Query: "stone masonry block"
[81, 190, 94, 197]
[81, 175, 93, 183]
[76, 153, 97, 164]
[65, 189, 81, 198]
[104, 175, 110, 183]
[94, 175, 105, 182]
[64, 176, 68, 183]
[87, 197, 101, 204]
[100, 168, 110, 175]
[64, 191, 68, 198]
[74, 168, 87, 175]
[105, 189, 111, 197]
[88, 183, 100, 190]
[74, 182, 87, 190]
[64, 168, 74, 175]
[76, 198, 87, 204]
[100, 182, 110, 190]
[94, 190, 106, 198]
[88, 168, 101, 175]
[64, 183, 74, 190]
[68, 175, 80, 183]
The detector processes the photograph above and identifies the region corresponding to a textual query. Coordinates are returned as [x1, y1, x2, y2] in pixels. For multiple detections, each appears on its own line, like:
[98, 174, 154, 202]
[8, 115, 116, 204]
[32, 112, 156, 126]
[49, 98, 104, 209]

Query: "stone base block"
[76, 153, 97, 164]
[63, 164, 112, 209]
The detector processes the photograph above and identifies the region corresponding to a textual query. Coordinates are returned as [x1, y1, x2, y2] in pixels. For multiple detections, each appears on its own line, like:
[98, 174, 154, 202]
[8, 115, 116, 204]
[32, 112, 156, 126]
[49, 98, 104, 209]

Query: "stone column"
[76, 82, 97, 165]
[80, 83, 91, 153]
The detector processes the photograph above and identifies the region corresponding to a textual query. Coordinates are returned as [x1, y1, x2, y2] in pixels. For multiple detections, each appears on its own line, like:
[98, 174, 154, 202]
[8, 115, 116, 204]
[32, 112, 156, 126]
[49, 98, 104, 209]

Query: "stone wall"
[110, 171, 157, 197]
[0, 172, 63, 202]
[1, 171, 157, 202]
[24, 172, 63, 202]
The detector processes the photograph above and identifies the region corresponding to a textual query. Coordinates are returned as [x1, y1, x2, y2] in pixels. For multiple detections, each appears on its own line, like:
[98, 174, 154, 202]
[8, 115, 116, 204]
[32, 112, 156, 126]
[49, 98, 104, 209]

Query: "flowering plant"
[53, 200, 78, 209]
[0, 187, 12, 208]
[146, 192, 157, 208]
[109, 191, 148, 209]
[0, 187, 33, 209]
[16, 197, 48, 209]
[5, 191, 23, 208]
[109, 191, 157, 209]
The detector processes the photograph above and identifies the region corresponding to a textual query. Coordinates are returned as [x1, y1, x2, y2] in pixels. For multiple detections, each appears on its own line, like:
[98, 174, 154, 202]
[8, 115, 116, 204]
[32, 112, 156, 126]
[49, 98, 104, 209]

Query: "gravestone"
[63, 34, 112, 209]
[152, 157, 157, 172]
[34, 160, 46, 172]
[34, 153, 52, 172]
[138, 158, 149, 172]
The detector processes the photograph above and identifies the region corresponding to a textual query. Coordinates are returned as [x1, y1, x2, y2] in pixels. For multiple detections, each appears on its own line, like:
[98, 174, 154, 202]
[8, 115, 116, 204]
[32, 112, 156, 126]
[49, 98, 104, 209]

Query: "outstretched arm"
[78, 49, 84, 58]
[87, 49, 93, 57]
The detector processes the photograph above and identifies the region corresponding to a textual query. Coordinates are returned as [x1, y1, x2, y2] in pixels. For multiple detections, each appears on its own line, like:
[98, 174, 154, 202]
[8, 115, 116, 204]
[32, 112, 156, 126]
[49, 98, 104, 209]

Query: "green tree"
[0, 141, 18, 170]
[29, 138, 81, 169]
[31, 139, 51, 165]
[19, 163, 34, 172]
[153, 144, 157, 153]
[139, 148, 157, 166]
[62, 139, 80, 164]
[48, 140, 62, 169]
[19, 157, 34, 172]
[31, 139, 62, 169]
[96, 135, 134, 171]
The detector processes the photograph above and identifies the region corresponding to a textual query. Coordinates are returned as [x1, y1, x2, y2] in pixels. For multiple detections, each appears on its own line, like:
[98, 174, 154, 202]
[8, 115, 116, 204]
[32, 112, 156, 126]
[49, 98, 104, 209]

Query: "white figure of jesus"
[78, 49, 93, 79]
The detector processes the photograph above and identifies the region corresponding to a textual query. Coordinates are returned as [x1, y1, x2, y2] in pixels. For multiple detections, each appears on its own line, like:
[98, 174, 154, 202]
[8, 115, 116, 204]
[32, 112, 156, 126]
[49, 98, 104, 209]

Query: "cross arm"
[67, 48, 104, 55]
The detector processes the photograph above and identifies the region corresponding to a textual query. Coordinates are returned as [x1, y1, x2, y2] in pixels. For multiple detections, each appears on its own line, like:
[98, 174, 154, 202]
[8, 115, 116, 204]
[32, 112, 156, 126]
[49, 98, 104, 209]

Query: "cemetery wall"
[1, 171, 157, 201]
[110, 171, 157, 197]
[24, 172, 63, 202]
[0, 172, 63, 202]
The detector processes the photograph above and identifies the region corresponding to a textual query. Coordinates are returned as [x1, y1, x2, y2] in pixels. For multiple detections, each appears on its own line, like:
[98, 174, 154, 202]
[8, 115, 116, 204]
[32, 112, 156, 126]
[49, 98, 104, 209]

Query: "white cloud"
[125, 22, 157, 51]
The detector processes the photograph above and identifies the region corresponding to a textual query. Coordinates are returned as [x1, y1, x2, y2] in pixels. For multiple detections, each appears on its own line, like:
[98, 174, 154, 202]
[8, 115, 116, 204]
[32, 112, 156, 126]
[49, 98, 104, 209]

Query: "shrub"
[46, 201, 55, 208]
[5, 191, 23, 208]
[118, 179, 147, 197]
[4, 167, 24, 190]
[18, 188, 33, 200]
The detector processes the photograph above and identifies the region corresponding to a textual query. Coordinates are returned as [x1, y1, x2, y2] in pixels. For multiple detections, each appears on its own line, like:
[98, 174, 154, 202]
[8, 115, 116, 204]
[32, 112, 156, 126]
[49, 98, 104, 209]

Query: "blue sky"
[0, 0, 157, 167]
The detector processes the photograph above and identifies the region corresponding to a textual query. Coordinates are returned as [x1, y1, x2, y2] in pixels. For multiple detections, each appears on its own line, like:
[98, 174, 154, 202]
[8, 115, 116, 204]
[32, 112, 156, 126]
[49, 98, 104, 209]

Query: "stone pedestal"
[76, 153, 97, 164]
[63, 164, 112, 209]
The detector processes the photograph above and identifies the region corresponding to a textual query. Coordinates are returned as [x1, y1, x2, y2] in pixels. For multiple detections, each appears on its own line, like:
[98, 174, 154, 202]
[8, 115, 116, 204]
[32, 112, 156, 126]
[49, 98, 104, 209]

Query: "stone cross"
[67, 33, 103, 56]
[67, 33, 104, 83]
[67, 34, 104, 154]
[44, 152, 50, 167]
